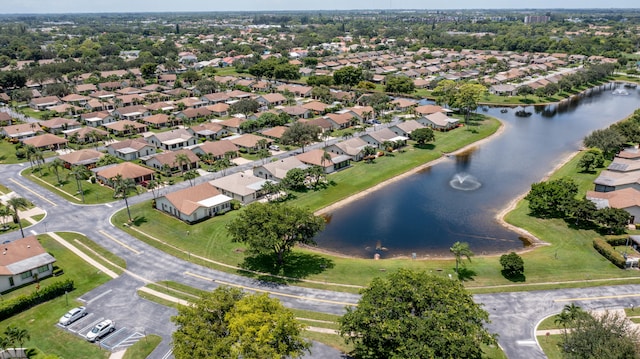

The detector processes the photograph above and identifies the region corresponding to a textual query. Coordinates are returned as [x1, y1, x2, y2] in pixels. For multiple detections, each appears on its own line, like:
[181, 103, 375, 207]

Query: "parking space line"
[555, 293, 640, 302]
[99, 230, 141, 255]
[184, 271, 355, 306]
[161, 349, 173, 359]
[87, 289, 112, 304]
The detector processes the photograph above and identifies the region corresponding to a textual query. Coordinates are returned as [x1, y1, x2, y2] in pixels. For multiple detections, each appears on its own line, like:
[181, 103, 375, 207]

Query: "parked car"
[86, 319, 115, 342]
[59, 306, 87, 326]
[269, 144, 280, 151]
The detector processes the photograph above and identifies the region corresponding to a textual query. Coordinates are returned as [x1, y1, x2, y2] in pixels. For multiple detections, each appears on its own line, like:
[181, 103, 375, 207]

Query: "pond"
[315, 85, 640, 258]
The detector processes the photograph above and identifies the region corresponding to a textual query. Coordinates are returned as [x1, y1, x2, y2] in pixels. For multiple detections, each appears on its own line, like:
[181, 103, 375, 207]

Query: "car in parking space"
[86, 319, 115, 342]
[269, 144, 280, 151]
[59, 306, 87, 326]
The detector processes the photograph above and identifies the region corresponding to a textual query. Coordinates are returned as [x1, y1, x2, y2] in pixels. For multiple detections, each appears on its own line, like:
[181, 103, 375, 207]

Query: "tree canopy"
[410, 127, 435, 144]
[333, 66, 363, 87]
[339, 269, 496, 359]
[172, 286, 309, 359]
[226, 202, 325, 265]
[280, 121, 320, 153]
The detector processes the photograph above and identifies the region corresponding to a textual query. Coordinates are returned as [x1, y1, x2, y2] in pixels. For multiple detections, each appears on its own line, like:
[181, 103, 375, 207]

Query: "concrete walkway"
[48, 232, 119, 279]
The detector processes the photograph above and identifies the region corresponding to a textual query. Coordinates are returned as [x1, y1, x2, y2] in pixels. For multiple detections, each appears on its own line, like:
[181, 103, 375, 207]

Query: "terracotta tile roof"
[261, 126, 288, 139]
[143, 114, 171, 125]
[587, 188, 640, 209]
[228, 133, 272, 148]
[415, 105, 447, 115]
[196, 140, 239, 157]
[296, 149, 338, 167]
[104, 120, 147, 132]
[148, 149, 199, 167]
[163, 182, 227, 216]
[0, 236, 56, 276]
[22, 133, 68, 148]
[96, 162, 155, 180]
[58, 149, 104, 165]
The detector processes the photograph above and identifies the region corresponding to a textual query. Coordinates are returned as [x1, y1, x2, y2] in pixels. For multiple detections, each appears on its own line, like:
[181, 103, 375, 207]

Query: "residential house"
[414, 104, 450, 116]
[145, 129, 197, 151]
[29, 96, 61, 110]
[142, 114, 172, 129]
[302, 101, 330, 115]
[301, 118, 332, 134]
[58, 149, 104, 168]
[325, 112, 357, 130]
[201, 92, 230, 104]
[22, 133, 68, 150]
[81, 111, 115, 127]
[189, 122, 228, 141]
[227, 133, 272, 152]
[1, 123, 43, 140]
[417, 112, 460, 131]
[39, 117, 81, 134]
[64, 127, 109, 144]
[360, 128, 408, 149]
[295, 149, 351, 174]
[144, 149, 199, 174]
[593, 170, 640, 193]
[220, 117, 246, 134]
[205, 103, 230, 117]
[325, 137, 369, 162]
[586, 188, 640, 224]
[489, 84, 518, 96]
[391, 98, 418, 112]
[389, 120, 426, 137]
[191, 140, 239, 160]
[155, 182, 232, 223]
[107, 138, 156, 161]
[256, 93, 287, 108]
[104, 120, 147, 136]
[0, 112, 12, 126]
[95, 162, 155, 185]
[279, 106, 311, 120]
[0, 236, 56, 293]
[176, 107, 212, 124]
[260, 126, 288, 141]
[210, 172, 272, 204]
[253, 157, 308, 181]
[112, 105, 150, 121]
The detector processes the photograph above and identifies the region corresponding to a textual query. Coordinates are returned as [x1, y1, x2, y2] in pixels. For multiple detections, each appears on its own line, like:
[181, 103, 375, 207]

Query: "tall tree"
[583, 127, 626, 158]
[172, 286, 309, 359]
[333, 66, 363, 88]
[183, 169, 198, 187]
[112, 174, 138, 222]
[229, 99, 260, 118]
[67, 165, 91, 203]
[450, 241, 474, 274]
[280, 122, 320, 153]
[227, 202, 325, 266]
[562, 310, 640, 358]
[453, 83, 486, 123]
[410, 127, 435, 145]
[173, 153, 191, 175]
[339, 269, 496, 359]
[48, 158, 65, 185]
[6, 197, 28, 238]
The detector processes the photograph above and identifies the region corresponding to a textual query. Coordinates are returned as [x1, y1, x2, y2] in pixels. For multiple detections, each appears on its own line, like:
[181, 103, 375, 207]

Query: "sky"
[1, 0, 638, 14]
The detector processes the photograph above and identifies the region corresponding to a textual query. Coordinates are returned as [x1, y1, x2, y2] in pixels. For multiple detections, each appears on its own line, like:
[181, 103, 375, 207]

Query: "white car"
[59, 306, 87, 326]
[269, 145, 280, 151]
[86, 319, 115, 342]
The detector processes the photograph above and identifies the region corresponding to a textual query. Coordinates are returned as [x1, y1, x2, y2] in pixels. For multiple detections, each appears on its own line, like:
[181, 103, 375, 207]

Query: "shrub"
[500, 252, 524, 278]
[593, 238, 626, 269]
[0, 279, 74, 321]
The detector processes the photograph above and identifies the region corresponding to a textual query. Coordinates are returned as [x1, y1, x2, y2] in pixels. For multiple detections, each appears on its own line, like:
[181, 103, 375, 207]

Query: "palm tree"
[12, 327, 29, 358]
[0, 205, 12, 229]
[213, 157, 233, 176]
[554, 310, 572, 343]
[449, 241, 474, 274]
[0, 336, 10, 357]
[321, 150, 332, 167]
[257, 149, 271, 164]
[112, 174, 138, 222]
[146, 179, 160, 199]
[563, 303, 584, 322]
[48, 158, 64, 185]
[67, 165, 91, 203]
[183, 169, 198, 187]
[174, 153, 190, 175]
[32, 149, 45, 175]
[257, 138, 268, 151]
[7, 197, 28, 238]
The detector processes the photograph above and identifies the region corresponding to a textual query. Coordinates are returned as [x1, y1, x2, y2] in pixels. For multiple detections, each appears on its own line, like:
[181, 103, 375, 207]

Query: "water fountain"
[449, 173, 482, 191]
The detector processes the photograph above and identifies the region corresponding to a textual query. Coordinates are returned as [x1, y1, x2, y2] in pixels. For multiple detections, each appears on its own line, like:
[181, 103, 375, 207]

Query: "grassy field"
[122, 335, 162, 359]
[0, 233, 114, 359]
[537, 335, 564, 359]
[24, 166, 117, 205]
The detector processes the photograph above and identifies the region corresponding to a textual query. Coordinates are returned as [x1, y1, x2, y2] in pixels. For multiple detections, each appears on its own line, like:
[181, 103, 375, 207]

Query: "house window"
[8, 277, 14, 287]
[38, 265, 49, 273]
[20, 271, 32, 280]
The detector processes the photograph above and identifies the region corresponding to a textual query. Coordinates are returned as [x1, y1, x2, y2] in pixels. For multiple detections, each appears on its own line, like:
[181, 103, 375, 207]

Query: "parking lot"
[57, 312, 144, 351]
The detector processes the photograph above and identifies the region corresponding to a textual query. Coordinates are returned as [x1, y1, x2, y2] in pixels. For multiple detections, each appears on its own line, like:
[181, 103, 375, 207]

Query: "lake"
[315, 85, 640, 258]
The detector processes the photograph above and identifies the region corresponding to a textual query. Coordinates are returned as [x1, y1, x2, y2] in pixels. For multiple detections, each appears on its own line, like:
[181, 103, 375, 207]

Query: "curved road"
[3, 159, 640, 359]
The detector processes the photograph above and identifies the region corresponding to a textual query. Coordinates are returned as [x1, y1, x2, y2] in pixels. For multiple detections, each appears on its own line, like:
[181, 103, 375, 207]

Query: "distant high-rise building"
[524, 15, 550, 24]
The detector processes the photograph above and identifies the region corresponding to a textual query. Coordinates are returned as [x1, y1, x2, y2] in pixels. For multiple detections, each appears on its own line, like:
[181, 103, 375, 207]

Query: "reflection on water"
[315, 85, 640, 258]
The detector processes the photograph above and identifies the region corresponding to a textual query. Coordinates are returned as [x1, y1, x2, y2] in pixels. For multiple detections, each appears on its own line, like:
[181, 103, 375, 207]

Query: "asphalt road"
[3, 154, 640, 359]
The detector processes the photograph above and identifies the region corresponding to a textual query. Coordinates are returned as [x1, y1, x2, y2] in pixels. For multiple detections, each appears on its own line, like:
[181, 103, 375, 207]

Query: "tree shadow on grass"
[457, 267, 477, 281]
[414, 143, 435, 150]
[501, 270, 526, 282]
[131, 216, 147, 226]
[240, 252, 334, 284]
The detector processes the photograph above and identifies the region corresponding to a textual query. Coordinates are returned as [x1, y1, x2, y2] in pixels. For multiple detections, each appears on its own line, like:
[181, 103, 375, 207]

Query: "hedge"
[593, 238, 626, 269]
[0, 279, 74, 321]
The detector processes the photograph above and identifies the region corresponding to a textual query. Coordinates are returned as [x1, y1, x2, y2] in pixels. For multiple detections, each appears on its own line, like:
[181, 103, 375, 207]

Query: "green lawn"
[0, 233, 114, 359]
[24, 166, 116, 204]
[122, 335, 162, 359]
[537, 335, 564, 359]
[0, 139, 26, 164]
